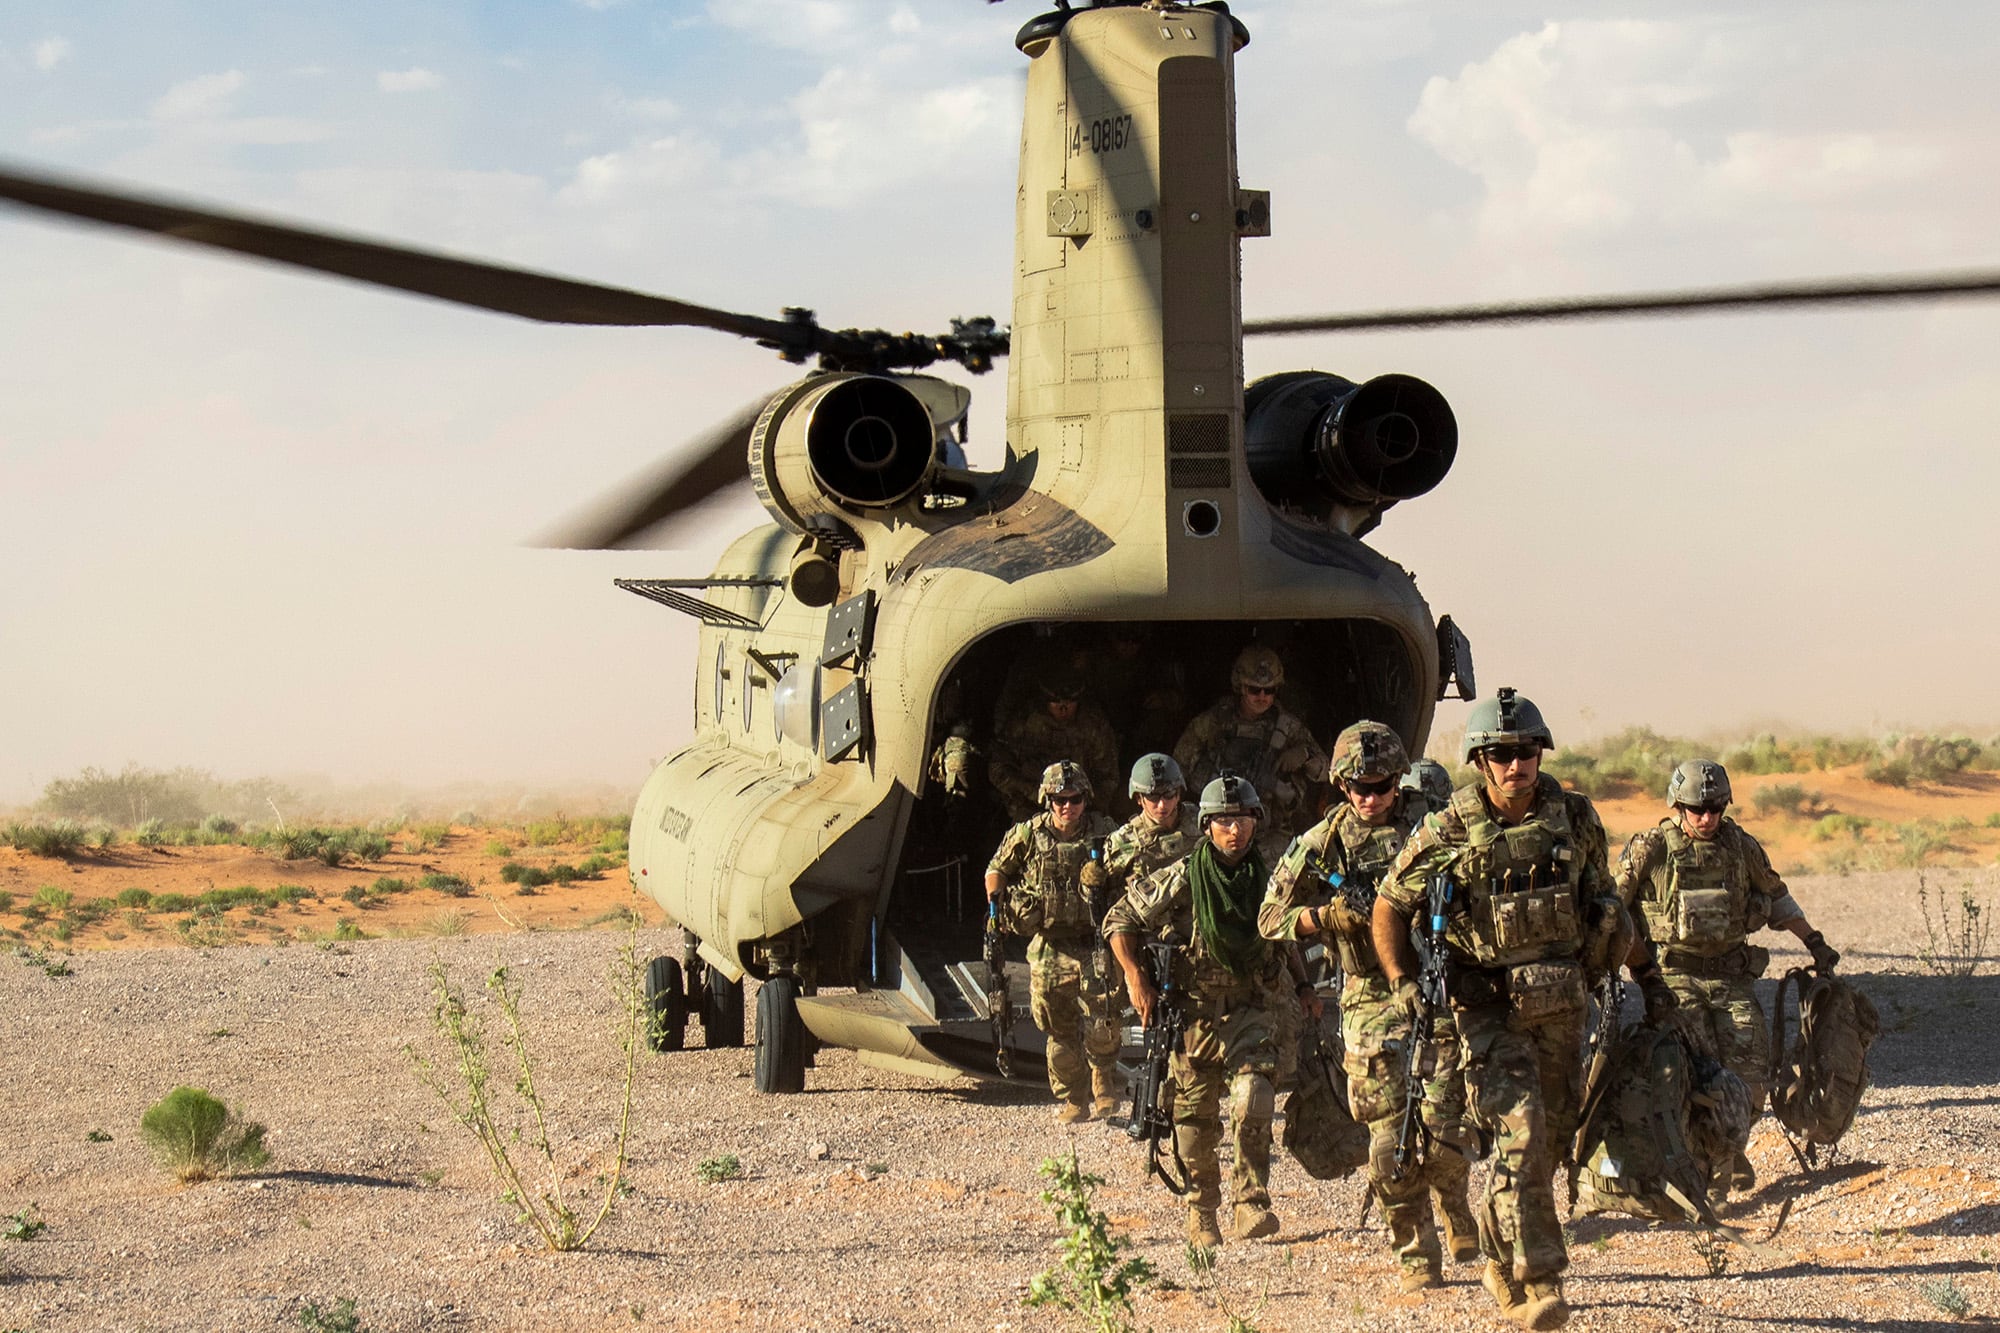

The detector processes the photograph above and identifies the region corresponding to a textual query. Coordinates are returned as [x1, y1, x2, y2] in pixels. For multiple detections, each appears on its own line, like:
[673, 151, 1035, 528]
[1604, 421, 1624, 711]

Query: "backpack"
[1573, 1023, 1747, 1225]
[1769, 968, 1880, 1151]
[1284, 1026, 1368, 1180]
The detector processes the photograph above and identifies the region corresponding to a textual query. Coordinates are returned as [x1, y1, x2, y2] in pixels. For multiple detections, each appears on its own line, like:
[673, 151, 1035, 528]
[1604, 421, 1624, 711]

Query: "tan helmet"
[1230, 644, 1285, 691]
[1038, 760, 1092, 805]
[1330, 720, 1410, 783]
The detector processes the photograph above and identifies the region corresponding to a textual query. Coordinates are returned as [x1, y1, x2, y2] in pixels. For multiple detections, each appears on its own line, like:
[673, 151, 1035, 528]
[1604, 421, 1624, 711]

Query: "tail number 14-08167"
[1069, 114, 1135, 158]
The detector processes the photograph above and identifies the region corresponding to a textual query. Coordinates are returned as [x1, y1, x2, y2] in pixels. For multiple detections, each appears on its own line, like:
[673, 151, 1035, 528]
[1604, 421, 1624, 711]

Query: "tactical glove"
[1804, 930, 1840, 973]
[1277, 743, 1314, 774]
[1639, 973, 1678, 1025]
[1392, 976, 1423, 1025]
[1078, 860, 1109, 892]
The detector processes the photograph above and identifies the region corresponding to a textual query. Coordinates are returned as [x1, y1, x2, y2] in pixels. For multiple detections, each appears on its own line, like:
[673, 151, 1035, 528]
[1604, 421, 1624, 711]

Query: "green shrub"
[296, 1296, 367, 1333]
[196, 886, 266, 912]
[1895, 822, 1955, 866]
[117, 887, 153, 909]
[499, 863, 553, 889]
[89, 823, 118, 849]
[1545, 728, 1700, 800]
[266, 885, 310, 907]
[341, 886, 372, 909]
[1751, 783, 1820, 818]
[371, 877, 413, 896]
[199, 814, 241, 843]
[524, 817, 572, 847]
[1025, 1147, 1154, 1332]
[695, 1153, 742, 1184]
[408, 823, 452, 853]
[483, 839, 511, 857]
[33, 886, 73, 912]
[549, 863, 580, 885]
[0, 892, 13, 915]
[7, 820, 90, 857]
[1865, 734, 1983, 787]
[138, 1086, 270, 1183]
[577, 854, 618, 878]
[151, 892, 193, 914]
[1809, 814, 1871, 843]
[420, 873, 473, 897]
[332, 918, 364, 942]
[135, 817, 170, 847]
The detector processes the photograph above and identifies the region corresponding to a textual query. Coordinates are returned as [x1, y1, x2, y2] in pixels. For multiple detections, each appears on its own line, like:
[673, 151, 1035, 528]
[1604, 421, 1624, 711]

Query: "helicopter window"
[742, 669, 755, 733]
[774, 662, 820, 751]
[1183, 499, 1222, 538]
[713, 642, 728, 726]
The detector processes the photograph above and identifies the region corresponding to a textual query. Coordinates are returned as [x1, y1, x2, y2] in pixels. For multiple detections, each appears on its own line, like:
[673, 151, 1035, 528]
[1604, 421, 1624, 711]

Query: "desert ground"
[0, 776, 1996, 1332]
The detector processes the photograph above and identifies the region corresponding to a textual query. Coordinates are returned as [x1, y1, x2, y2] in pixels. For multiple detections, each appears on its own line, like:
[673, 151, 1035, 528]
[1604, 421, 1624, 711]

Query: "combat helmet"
[1198, 773, 1263, 823]
[1330, 721, 1410, 783]
[1229, 644, 1285, 691]
[1037, 663, 1086, 703]
[1402, 758, 1453, 808]
[1666, 759, 1732, 809]
[1129, 752, 1185, 799]
[1460, 686, 1555, 764]
[1038, 760, 1092, 804]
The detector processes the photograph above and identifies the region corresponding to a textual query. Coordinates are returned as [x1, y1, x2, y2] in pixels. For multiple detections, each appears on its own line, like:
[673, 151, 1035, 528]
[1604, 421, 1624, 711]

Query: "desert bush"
[199, 814, 241, 843]
[296, 1296, 368, 1333]
[3, 1204, 47, 1241]
[151, 892, 193, 914]
[331, 918, 364, 942]
[483, 839, 511, 857]
[596, 827, 630, 855]
[524, 817, 572, 847]
[371, 877, 413, 896]
[39, 764, 297, 827]
[32, 886, 72, 912]
[1865, 734, 1983, 788]
[6, 820, 90, 858]
[424, 909, 471, 937]
[0, 892, 13, 915]
[420, 873, 473, 897]
[1751, 783, 1820, 818]
[1919, 1275, 1974, 1317]
[1025, 1147, 1154, 1333]
[408, 932, 644, 1252]
[88, 823, 117, 849]
[549, 863, 581, 885]
[1917, 874, 1992, 978]
[116, 887, 152, 910]
[1810, 814, 1871, 843]
[695, 1153, 742, 1184]
[407, 823, 452, 853]
[578, 854, 619, 878]
[139, 1086, 270, 1183]
[1546, 728, 1701, 800]
[1893, 821, 1954, 866]
[500, 863, 554, 889]
[134, 818, 170, 847]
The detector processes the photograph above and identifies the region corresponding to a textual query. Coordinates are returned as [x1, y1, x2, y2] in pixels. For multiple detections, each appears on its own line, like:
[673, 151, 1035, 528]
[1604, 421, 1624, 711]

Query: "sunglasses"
[1682, 802, 1727, 817]
[1343, 776, 1397, 798]
[1049, 794, 1086, 807]
[1481, 744, 1542, 765]
[1243, 685, 1277, 697]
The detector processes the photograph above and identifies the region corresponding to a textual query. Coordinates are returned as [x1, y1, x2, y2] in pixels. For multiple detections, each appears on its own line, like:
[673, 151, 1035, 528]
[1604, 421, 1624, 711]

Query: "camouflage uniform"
[1261, 796, 1477, 1282]
[988, 809, 1121, 1108]
[1172, 700, 1325, 842]
[1616, 817, 1806, 1167]
[991, 704, 1121, 823]
[1383, 774, 1618, 1287]
[1103, 803, 1201, 892]
[1104, 858, 1293, 1223]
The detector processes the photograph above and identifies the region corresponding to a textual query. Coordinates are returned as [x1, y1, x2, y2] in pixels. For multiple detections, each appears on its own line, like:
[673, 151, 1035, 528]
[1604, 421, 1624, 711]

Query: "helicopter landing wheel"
[643, 955, 688, 1053]
[754, 975, 806, 1094]
[699, 964, 746, 1049]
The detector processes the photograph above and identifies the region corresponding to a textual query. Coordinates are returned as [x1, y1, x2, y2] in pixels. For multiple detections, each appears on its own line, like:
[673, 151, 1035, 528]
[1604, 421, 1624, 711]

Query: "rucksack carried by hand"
[1768, 966, 1879, 1154]
[1284, 1026, 1368, 1180]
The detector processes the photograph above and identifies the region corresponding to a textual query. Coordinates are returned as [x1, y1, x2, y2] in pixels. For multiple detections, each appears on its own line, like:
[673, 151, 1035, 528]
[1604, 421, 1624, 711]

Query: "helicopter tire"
[754, 975, 807, 1094]
[644, 955, 688, 1053]
[699, 965, 746, 1049]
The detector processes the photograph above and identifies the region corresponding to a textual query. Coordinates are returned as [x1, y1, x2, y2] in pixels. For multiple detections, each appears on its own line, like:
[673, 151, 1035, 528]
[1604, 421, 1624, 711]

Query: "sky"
[2, 0, 1997, 806]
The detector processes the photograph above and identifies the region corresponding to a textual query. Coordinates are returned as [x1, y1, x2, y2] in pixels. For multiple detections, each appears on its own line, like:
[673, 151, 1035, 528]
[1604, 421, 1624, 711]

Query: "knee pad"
[1234, 1071, 1275, 1123]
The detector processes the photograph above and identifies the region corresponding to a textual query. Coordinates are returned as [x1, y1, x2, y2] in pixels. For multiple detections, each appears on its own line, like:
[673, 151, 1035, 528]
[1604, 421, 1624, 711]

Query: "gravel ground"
[0, 868, 1995, 1332]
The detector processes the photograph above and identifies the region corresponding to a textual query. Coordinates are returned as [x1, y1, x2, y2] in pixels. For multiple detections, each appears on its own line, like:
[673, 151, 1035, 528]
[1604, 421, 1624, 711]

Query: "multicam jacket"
[1171, 698, 1327, 834]
[1102, 805, 1200, 896]
[987, 810, 1119, 940]
[1616, 817, 1803, 965]
[988, 704, 1121, 820]
[1384, 775, 1618, 978]
[1259, 794, 1422, 979]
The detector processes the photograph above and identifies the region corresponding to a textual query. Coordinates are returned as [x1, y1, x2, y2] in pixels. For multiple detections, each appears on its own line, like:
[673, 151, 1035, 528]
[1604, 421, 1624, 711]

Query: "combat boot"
[1482, 1261, 1526, 1321]
[1516, 1277, 1570, 1330]
[1091, 1067, 1122, 1119]
[1399, 1263, 1442, 1293]
[1729, 1150, 1757, 1193]
[1186, 1207, 1223, 1249]
[1056, 1101, 1090, 1125]
[1232, 1203, 1280, 1241]
[1441, 1196, 1482, 1264]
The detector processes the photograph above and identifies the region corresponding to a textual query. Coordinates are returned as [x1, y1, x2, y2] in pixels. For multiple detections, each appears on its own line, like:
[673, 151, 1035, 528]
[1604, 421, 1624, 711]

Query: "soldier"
[1374, 688, 1620, 1331]
[1106, 776, 1305, 1248]
[1172, 644, 1327, 843]
[1102, 754, 1202, 894]
[1402, 758, 1453, 815]
[1260, 721, 1479, 1292]
[990, 667, 1121, 823]
[985, 761, 1121, 1122]
[1615, 758, 1842, 1200]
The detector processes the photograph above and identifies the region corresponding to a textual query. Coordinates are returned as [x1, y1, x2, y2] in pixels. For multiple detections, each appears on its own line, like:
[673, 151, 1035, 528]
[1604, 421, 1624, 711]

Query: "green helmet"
[1198, 773, 1263, 823]
[1330, 721, 1410, 782]
[1460, 686, 1555, 764]
[1129, 752, 1185, 799]
[1038, 760, 1092, 804]
[1666, 759, 1731, 808]
[1401, 759, 1452, 808]
[1229, 644, 1285, 691]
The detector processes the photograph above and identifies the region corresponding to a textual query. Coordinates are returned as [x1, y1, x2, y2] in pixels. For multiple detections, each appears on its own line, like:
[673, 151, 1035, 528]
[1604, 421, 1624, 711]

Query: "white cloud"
[151, 69, 245, 120]
[888, 7, 919, 37]
[604, 91, 679, 121]
[378, 67, 443, 93]
[706, 0, 859, 51]
[33, 36, 71, 71]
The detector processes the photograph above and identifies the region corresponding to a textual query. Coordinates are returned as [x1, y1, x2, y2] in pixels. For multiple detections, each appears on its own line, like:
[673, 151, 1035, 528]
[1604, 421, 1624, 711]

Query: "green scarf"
[1188, 840, 1270, 978]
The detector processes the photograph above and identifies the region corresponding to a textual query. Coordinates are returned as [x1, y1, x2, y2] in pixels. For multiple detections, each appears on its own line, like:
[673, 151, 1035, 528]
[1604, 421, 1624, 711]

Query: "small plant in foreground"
[407, 925, 645, 1252]
[2, 1206, 47, 1241]
[696, 1154, 742, 1184]
[1690, 1230, 1731, 1278]
[1918, 873, 1992, 978]
[1025, 1147, 1154, 1333]
[1919, 1275, 1973, 1317]
[1183, 1241, 1267, 1333]
[296, 1295, 367, 1333]
[139, 1086, 270, 1183]
[85, 1129, 111, 1143]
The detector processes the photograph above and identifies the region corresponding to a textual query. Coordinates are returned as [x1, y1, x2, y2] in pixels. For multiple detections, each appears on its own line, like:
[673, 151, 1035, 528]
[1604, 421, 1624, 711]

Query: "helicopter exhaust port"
[1243, 370, 1457, 517]
[750, 373, 937, 534]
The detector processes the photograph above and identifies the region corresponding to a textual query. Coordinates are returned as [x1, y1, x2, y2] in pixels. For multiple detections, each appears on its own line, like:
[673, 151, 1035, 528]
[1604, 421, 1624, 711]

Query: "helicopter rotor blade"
[1245, 268, 2000, 336]
[533, 396, 771, 551]
[0, 162, 801, 343]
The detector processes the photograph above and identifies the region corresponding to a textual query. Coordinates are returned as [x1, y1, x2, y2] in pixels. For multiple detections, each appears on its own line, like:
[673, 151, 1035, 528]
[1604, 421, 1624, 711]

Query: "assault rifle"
[1124, 939, 1191, 1195]
[984, 898, 1014, 1079]
[1394, 871, 1456, 1176]
[1300, 850, 1381, 924]
[1569, 970, 1626, 1185]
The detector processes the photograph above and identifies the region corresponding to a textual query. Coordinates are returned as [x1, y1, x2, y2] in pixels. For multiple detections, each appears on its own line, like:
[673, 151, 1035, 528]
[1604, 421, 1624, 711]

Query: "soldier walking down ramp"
[990, 667, 1122, 823]
[1172, 644, 1327, 844]
[1260, 722, 1479, 1292]
[1106, 776, 1304, 1249]
[1615, 758, 1843, 1201]
[1376, 688, 1621, 1330]
[985, 762, 1120, 1122]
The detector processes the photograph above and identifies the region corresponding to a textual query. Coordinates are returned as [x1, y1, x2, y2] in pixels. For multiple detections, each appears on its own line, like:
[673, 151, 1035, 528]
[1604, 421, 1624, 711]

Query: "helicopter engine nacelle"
[749, 373, 936, 535]
[1243, 371, 1457, 518]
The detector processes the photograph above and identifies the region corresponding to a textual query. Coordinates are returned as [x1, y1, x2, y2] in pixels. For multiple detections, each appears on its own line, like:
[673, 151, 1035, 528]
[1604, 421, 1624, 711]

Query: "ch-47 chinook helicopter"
[5, 1, 1998, 1095]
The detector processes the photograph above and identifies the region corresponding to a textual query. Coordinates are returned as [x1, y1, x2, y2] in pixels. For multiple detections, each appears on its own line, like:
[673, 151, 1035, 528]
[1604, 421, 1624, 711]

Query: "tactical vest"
[1109, 809, 1198, 883]
[1010, 816, 1110, 939]
[1646, 823, 1769, 959]
[1326, 804, 1410, 978]
[1444, 783, 1586, 970]
[1217, 717, 1284, 794]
